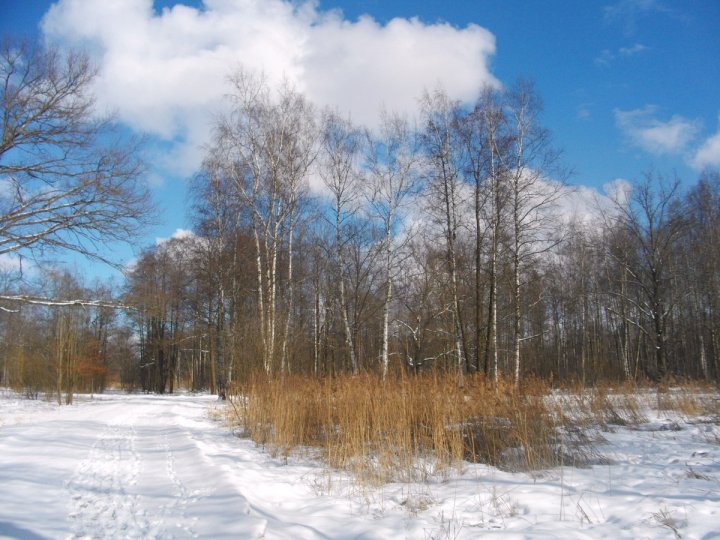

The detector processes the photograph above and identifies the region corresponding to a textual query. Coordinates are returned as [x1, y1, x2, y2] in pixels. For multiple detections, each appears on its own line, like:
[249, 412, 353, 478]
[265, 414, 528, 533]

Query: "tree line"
[1, 40, 718, 398]
[125, 72, 720, 393]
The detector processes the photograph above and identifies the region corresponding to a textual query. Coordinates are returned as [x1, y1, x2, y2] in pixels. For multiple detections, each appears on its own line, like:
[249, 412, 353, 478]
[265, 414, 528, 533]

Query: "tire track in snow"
[66, 422, 149, 539]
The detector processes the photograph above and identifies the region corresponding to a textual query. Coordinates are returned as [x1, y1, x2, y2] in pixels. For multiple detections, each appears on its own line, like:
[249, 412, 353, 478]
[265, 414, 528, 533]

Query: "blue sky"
[1, 0, 719, 281]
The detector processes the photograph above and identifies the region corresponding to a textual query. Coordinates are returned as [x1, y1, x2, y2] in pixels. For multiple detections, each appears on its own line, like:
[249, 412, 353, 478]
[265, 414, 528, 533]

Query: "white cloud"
[691, 127, 720, 170]
[594, 43, 647, 67]
[618, 43, 648, 56]
[41, 0, 498, 177]
[603, 178, 632, 206]
[604, 0, 661, 19]
[594, 49, 614, 66]
[303, 16, 497, 125]
[0, 176, 15, 199]
[614, 106, 700, 154]
[604, 0, 669, 35]
[552, 185, 594, 225]
[155, 228, 196, 246]
[576, 104, 592, 120]
[541, 180, 630, 239]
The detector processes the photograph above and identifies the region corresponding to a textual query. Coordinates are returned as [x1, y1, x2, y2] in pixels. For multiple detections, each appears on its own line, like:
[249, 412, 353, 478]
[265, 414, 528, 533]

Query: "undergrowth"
[224, 374, 720, 485]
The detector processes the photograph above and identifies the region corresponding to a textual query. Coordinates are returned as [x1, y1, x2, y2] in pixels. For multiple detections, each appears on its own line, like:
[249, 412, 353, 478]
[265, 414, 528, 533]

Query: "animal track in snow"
[160, 430, 199, 538]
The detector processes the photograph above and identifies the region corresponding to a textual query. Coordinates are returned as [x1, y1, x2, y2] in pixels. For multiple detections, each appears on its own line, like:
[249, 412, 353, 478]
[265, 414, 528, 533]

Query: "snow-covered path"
[1, 392, 425, 540]
[0, 394, 271, 539]
[1, 391, 720, 539]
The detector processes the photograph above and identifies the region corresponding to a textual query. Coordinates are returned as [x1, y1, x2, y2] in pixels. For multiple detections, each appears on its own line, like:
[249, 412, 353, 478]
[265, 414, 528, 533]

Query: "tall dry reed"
[231, 373, 560, 484]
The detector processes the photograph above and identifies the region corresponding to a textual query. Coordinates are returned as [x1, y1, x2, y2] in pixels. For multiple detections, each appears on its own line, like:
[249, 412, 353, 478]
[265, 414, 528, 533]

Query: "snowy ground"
[1, 390, 719, 540]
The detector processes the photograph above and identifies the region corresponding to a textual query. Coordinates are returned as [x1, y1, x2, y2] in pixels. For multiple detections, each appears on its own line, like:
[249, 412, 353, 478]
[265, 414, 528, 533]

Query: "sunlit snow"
[0, 390, 718, 539]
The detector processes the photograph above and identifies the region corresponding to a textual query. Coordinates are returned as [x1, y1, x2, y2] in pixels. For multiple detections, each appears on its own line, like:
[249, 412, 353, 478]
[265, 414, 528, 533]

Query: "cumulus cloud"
[614, 106, 700, 155]
[603, 178, 632, 206]
[41, 0, 498, 177]
[691, 126, 720, 170]
[155, 228, 196, 246]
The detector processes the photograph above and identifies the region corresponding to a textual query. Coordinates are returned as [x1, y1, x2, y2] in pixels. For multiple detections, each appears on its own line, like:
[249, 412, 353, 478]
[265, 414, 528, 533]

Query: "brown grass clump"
[224, 375, 720, 484]
[546, 382, 648, 433]
[222, 373, 720, 484]
[229, 373, 561, 484]
[654, 382, 720, 420]
[591, 384, 648, 428]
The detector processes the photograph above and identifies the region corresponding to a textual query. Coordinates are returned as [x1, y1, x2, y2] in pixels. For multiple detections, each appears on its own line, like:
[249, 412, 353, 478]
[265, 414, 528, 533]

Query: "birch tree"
[366, 113, 420, 379]
[210, 71, 316, 375]
[504, 81, 564, 385]
[461, 87, 509, 379]
[420, 89, 470, 374]
[318, 112, 364, 374]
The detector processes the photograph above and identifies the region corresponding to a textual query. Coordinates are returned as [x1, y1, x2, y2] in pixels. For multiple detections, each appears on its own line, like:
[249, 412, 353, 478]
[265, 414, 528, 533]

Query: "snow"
[1, 389, 719, 539]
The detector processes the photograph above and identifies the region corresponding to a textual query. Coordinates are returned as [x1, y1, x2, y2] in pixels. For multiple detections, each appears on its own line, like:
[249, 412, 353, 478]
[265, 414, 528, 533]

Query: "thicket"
[0, 272, 122, 403]
[231, 373, 553, 483]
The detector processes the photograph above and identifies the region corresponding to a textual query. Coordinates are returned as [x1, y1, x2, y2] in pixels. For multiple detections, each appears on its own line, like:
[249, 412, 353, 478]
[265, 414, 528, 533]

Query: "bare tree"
[685, 170, 720, 380]
[461, 87, 508, 379]
[420, 89, 470, 374]
[605, 173, 687, 379]
[504, 81, 564, 385]
[0, 38, 153, 267]
[318, 111, 364, 374]
[125, 236, 200, 393]
[366, 112, 420, 379]
[190, 157, 242, 393]
[209, 71, 317, 375]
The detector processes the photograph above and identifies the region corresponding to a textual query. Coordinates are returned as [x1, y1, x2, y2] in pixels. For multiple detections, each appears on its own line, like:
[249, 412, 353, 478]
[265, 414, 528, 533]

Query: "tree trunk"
[336, 208, 358, 375]
[381, 222, 393, 380]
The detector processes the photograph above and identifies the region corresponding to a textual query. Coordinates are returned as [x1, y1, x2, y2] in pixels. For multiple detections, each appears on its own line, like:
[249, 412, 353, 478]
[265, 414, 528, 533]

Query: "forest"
[1, 42, 719, 402]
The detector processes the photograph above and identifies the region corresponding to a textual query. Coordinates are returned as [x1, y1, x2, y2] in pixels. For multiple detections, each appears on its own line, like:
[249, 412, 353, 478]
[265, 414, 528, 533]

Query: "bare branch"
[0, 38, 154, 267]
[0, 294, 137, 311]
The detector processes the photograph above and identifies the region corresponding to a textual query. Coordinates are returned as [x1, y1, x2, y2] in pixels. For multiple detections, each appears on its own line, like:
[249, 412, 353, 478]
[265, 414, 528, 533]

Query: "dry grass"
[654, 382, 720, 420]
[589, 385, 648, 428]
[228, 373, 561, 484]
[548, 382, 648, 434]
[224, 374, 720, 485]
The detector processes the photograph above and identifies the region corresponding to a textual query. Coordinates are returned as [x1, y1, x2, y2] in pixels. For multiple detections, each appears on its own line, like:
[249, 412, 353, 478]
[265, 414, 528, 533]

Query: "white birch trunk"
[335, 202, 358, 374]
[381, 219, 394, 380]
[700, 333, 708, 380]
[253, 228, 269, 374]
[281, 208, 296, 375]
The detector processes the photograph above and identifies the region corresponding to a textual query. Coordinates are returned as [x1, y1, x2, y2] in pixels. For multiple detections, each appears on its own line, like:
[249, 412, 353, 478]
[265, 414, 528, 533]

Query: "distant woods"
[1, 46, 719, 397]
